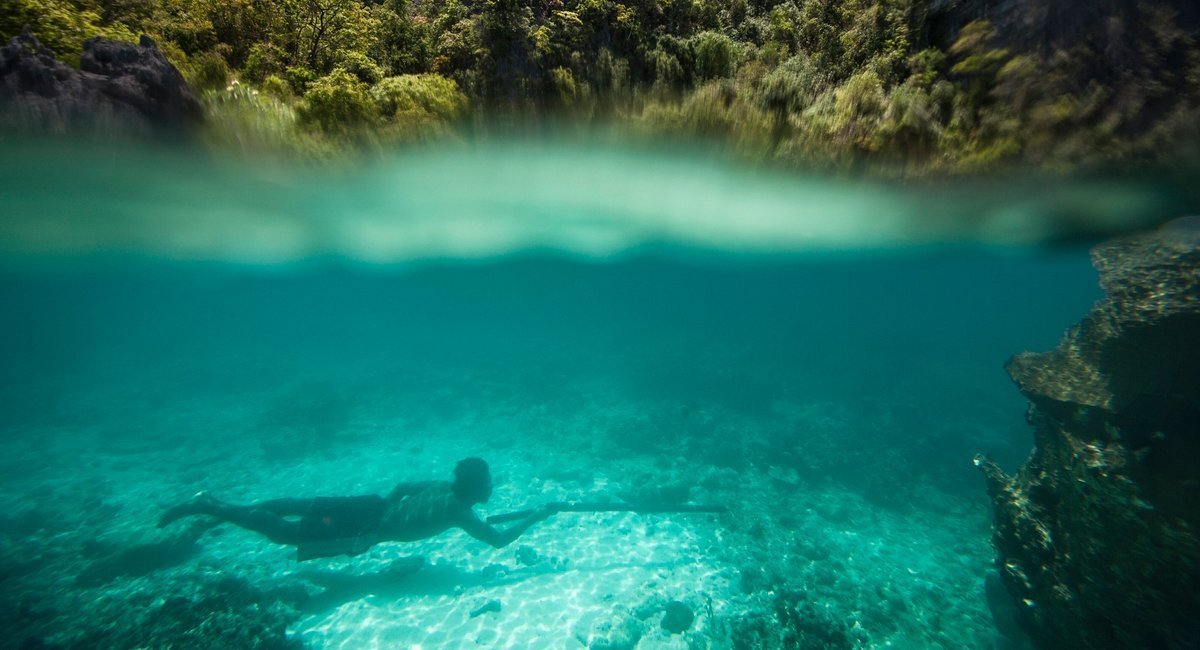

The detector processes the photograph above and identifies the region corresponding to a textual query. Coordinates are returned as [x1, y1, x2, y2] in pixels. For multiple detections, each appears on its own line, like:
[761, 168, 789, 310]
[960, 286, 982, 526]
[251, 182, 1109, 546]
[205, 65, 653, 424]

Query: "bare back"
[378, 481, 474, 542]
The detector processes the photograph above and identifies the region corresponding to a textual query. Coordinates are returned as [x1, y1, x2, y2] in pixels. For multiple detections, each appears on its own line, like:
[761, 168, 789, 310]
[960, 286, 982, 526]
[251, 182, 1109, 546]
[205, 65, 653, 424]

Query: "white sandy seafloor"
[0, 380, 1008, 650]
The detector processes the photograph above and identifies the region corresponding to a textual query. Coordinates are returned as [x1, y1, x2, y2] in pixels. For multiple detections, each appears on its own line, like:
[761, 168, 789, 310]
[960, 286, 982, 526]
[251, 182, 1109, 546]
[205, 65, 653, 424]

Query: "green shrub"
[297, 69, 377, 135]
[373, 4, 433, 74]
[338, 50, 385, 85]
[371, 74, 467, 121]
[285, 66, 318, 95]
[548, 67, 580, 107]
[680, 81, 740, 136]
[755, 54, 821, 116]
[792, 69, 888, 161]
[641, 80, 772, 158]
[156, 40, 191, 78]
[189, 50, 230, 91]
[590, 48, 630, 95]
[244, 42, 285, 83]
[202, 85, 301, 154]
[834, 70, 887, 125]
[369, 74, 468, 143]
[691, 31, 738, 81]
[766, 4, 801, 54]
[878, 78, 942, 154]
[261, 75, 292, 100]
[909, 48, 947, 88]
[0, 0, 137, 66]
[652, 48, 684, 93]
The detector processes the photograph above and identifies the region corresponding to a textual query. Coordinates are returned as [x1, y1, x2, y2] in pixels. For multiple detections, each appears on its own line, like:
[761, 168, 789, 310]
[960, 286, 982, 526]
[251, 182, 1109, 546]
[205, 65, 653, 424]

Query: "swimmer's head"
[453, 457, 493, 504]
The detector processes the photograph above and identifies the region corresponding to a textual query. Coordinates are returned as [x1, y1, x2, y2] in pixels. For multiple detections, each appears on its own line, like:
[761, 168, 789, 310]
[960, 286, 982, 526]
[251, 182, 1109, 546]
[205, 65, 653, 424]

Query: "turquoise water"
[0, 140, 1160, 648]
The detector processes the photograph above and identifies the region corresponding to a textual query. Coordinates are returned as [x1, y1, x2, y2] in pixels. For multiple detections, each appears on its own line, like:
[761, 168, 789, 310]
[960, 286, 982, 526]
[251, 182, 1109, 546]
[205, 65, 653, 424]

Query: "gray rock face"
[929, 0, 1200, 52]
[978, 218, 1200, 648]
[0, 28, 202, 138]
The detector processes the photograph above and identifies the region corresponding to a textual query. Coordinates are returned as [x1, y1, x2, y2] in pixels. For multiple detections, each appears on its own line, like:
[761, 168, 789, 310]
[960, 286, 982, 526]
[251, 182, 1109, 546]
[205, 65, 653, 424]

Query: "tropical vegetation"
[3, 0, 1198, 174]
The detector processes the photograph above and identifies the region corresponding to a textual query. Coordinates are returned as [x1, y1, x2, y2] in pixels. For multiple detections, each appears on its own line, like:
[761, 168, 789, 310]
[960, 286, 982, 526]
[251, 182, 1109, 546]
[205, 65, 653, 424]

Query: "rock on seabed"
[978, 217, 1200, 649]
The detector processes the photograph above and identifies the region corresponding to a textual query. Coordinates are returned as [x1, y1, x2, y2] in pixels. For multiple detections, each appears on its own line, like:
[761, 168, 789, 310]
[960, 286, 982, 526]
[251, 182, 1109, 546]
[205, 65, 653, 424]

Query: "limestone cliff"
[0, 28, 202, 138]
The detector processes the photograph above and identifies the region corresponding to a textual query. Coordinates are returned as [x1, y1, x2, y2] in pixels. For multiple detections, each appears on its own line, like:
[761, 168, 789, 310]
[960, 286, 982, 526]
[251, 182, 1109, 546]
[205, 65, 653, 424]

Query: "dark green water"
[0, 140, 1162, 648]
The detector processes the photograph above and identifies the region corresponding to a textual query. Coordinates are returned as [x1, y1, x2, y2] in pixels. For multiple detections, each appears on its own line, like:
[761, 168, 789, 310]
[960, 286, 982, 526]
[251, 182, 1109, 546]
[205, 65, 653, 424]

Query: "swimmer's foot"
[158, 491, 220, 528]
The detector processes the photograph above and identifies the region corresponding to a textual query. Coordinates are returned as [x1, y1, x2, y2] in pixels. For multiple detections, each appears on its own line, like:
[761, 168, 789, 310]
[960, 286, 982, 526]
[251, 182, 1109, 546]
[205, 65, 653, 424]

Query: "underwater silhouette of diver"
[157, 457, 552, 561]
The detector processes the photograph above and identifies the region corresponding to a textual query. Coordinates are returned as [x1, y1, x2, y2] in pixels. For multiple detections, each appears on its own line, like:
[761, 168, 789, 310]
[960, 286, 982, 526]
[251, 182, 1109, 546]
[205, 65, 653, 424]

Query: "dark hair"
[453, 457, 491, 500]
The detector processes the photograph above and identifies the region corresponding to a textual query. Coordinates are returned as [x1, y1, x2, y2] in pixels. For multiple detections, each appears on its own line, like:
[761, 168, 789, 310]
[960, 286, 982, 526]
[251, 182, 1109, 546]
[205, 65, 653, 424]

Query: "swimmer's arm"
[459, 507, 552, 549]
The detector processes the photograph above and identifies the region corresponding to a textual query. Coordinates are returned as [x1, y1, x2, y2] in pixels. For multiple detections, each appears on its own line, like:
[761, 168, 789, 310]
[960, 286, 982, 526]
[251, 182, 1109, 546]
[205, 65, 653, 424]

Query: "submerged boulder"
[0, 28, 202, 137]
[978, 217, 1200, 648]
[660, 600, 694, 634]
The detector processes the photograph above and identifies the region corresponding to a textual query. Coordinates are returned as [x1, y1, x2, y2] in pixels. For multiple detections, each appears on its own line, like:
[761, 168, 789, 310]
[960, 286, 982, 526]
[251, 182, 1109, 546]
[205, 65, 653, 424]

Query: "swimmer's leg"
[255, 498, 316, 516]
[158, 493, 306, 545]
[158, 491, 221, 528]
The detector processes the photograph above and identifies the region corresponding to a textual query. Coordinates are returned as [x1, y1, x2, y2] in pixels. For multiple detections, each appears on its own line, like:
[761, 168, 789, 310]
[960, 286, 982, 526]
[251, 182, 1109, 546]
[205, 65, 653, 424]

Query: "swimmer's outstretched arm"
[459, 506, 553, 549]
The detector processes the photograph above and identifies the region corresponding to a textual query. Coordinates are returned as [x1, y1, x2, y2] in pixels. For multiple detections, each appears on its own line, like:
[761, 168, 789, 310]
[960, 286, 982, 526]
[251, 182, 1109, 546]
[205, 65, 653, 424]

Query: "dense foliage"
[3, 0, 1198, 174]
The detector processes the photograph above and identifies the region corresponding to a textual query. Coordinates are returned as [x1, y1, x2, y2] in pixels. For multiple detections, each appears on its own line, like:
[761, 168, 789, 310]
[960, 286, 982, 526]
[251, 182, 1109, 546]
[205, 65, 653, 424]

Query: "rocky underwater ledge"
[978, 218, 1200, 649]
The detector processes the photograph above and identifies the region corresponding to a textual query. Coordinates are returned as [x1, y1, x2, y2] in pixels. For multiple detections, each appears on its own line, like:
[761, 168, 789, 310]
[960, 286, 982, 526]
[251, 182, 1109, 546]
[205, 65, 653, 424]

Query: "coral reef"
[774, 590, 865, 649]
[73, 524, 204, 588]
[71, 575, 307, 650]
[978, 217, 1200, 648]
[0, 477, 306, 649]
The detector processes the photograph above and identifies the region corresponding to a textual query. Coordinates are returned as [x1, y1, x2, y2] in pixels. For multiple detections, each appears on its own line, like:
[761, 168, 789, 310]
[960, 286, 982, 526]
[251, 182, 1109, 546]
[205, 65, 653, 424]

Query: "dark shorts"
[295, 495, 387, 560]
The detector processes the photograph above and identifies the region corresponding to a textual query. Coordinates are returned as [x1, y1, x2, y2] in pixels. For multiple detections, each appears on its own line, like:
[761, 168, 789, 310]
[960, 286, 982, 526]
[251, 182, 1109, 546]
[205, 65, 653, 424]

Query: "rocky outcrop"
[0, 27, 202, 137]
[978, 217, 1200, 648]
[929, 0, 1200, 53]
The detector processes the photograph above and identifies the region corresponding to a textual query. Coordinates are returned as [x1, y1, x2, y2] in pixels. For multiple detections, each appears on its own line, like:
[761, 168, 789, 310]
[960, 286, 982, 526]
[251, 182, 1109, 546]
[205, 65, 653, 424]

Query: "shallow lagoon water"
[0, 140, 1172, 648]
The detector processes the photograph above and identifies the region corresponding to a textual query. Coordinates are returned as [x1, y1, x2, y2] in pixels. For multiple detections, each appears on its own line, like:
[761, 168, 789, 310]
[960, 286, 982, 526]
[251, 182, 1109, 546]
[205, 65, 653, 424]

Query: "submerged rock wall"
[978, 218, 1200, 648]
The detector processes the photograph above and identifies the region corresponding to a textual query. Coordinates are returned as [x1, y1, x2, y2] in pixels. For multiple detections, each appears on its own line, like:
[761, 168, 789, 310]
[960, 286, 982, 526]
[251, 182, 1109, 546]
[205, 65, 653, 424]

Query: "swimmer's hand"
[528, 505, 557, 522]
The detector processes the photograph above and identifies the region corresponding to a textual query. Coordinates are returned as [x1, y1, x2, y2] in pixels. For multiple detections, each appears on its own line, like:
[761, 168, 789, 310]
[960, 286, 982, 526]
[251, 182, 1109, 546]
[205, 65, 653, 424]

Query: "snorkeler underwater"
[1, 2, 1198, 649]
